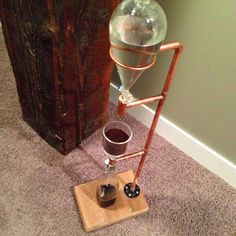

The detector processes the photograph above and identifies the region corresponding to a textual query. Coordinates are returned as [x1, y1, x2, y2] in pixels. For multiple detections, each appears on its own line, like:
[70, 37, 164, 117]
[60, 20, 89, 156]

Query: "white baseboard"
[110, 83, 236, 189]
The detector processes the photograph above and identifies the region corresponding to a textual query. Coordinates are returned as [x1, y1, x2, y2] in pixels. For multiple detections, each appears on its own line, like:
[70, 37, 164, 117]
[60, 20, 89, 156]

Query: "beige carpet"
[0, 30, 236, 236]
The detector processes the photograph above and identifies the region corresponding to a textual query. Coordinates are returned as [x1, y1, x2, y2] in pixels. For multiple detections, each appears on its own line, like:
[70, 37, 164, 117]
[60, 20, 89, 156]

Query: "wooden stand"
[74, 170, 149, 232]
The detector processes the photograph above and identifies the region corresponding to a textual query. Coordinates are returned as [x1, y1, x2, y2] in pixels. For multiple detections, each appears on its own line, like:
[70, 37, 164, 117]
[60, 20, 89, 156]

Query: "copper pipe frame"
[109, 42, 183, 192]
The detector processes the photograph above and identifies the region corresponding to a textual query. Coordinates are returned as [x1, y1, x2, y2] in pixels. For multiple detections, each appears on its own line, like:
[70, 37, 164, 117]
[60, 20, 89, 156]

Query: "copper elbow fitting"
[117, 95, 127, 117]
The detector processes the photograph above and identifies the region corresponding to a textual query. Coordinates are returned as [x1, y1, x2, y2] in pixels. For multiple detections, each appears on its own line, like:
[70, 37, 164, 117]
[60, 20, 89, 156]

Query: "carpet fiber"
[0, 30, 236, 236]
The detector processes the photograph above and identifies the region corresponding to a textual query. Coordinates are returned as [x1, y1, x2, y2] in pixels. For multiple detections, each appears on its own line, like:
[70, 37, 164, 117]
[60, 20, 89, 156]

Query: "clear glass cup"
[96, 165, 120, 208]
[102, 121, 133, 157]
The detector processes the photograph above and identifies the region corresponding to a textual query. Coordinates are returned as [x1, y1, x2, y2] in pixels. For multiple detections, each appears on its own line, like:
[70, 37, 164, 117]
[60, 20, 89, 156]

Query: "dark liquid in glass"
[103, 128, 129, 156]
[97, 184, 117, 208]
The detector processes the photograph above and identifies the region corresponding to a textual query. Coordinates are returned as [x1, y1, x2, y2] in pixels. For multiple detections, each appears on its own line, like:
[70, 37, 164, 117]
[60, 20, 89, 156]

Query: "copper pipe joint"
[110, 158, 116, 166]
[117, 95, 127, 117]
[160, 41, 183, 53]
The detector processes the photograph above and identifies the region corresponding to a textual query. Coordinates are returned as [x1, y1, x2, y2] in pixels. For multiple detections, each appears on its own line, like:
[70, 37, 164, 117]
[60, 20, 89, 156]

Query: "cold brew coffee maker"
[74, 0, 183, 232]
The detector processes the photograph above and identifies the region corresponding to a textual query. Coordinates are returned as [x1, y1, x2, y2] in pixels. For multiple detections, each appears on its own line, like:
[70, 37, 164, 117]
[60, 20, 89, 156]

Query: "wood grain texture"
[0, 0, 120, 154]
[74, 170, 149, 232]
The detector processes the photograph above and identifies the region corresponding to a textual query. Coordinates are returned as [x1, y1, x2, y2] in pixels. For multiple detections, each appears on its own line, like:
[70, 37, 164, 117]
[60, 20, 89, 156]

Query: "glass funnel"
[110, 0, 167, 102]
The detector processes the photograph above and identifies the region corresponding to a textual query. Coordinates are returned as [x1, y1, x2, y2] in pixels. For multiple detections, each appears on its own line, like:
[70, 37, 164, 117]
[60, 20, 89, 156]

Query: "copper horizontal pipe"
[117, 94, 163, 117]
[115, 150, 145, 162]
[126, 94, 163, 108]
[107, 151, 144, 167]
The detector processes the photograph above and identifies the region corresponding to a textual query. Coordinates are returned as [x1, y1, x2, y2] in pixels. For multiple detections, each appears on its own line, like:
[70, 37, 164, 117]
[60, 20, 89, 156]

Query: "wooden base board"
[74, 170, 149, 232]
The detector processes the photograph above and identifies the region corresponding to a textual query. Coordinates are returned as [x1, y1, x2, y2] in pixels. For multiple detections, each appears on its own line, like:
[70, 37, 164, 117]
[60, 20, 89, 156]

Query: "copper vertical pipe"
[131, 42, 183, 191]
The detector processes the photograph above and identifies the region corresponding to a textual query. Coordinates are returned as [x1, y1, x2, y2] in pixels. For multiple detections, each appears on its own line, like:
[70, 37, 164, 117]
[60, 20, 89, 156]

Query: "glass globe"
[110, 0, 167, 102]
